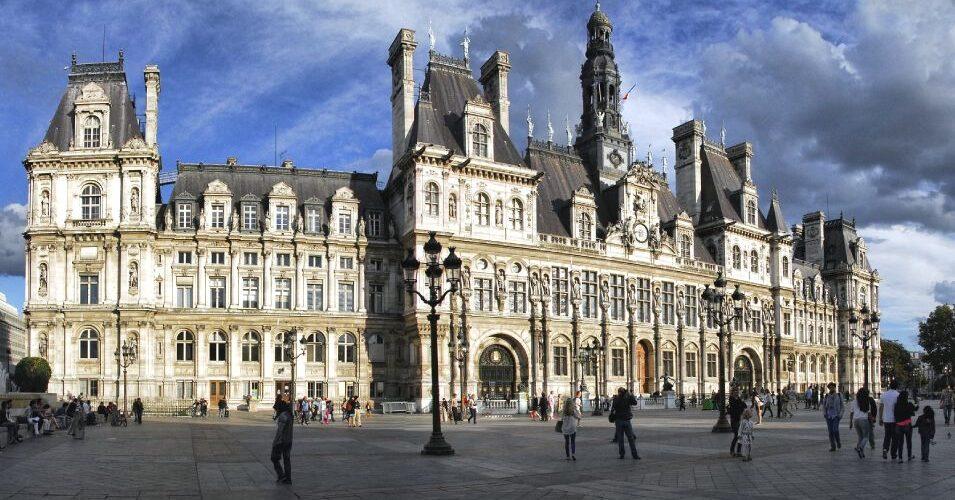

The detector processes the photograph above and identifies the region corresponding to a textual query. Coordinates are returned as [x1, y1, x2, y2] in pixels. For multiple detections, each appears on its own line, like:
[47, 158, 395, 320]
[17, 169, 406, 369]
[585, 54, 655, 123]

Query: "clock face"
[633, 223, 649, 243]
[608, 149, 623, 167]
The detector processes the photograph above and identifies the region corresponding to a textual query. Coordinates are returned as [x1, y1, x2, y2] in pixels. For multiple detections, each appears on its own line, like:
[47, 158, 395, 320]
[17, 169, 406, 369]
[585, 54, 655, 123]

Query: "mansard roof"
[43, 57, 143, 151]
[765, 191, 789, 234]
[525, 141, 610, 237]
[823, 218, 869, 271]
[171, 163, 385, 212]
[408, 53, 524, 165]
[698, 145, 767, 229]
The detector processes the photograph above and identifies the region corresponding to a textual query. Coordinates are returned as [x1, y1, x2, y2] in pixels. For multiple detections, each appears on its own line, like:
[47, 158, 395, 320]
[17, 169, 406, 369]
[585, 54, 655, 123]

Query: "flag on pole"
[621, 83, 637, 101]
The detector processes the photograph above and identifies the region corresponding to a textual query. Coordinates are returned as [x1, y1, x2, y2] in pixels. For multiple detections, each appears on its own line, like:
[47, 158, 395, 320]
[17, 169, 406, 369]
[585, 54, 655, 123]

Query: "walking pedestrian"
[70, 397, 86, 440]
[352, 396, 363, 427]
[915, 406, 935, 462]
[218, 398, 227, 418]
[752, 392, 763, 425]
[132, 398, 144, 424]
[941, 386, 953, 426]
[318, 398, 328, 424]
[894, 390, 916, 462]
[879, 379, 900, 460]
[530, 395, 539, 420]
[467, 396, 477, 424]
[822, 382, 843, 451]
[560, 397, 582, 460]
[762, 391, 775, 418]
[609, 387, 640, 459]
[440, 398, 449, 423]
[727, 388, 747, 457]
[678, 394, 686, 411]
[849, 387, 876, 458]
[270, 395, 293, 484]
[739, 408, 755, 461]
[539, 392, 549, 421]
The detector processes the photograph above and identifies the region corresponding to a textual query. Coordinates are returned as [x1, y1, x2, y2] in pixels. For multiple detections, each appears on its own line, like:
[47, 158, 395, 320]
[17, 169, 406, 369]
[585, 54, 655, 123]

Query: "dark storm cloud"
[0, 204, 26, 276]
[934, 281, 955, 304]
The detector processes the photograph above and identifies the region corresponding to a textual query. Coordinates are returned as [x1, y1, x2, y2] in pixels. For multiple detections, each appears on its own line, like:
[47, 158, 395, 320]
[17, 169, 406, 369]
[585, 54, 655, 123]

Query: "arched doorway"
[478, 345, 516, 398]
[732, 355, 754, 392]
[636, 340, 653, 394]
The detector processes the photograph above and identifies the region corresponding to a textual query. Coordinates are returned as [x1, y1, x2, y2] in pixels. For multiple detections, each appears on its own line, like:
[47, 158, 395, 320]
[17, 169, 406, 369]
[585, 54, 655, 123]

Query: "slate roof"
[698, 145, 767, 229]
[823, 219, 869, 270]
[765, 191, 789, 234]
[525, 143, 601, 237]
[43, 59, 142, 151]
[408, 53, 524, 166]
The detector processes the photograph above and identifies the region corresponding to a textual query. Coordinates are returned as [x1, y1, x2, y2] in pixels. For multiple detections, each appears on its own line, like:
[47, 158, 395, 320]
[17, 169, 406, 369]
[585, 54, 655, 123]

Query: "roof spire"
[460, 27, 470, 61]
[428, 19, 435, 52]
[565, 115, 573, 145]
[647, 144, 653, 165]
[595, 1, 601, 11]
[526, 105, 534, 139]
[546, 110, 554, 143]
[701, 117, 707, 138]
[720, 121, 726, 146]
[772, 187, 779, 202]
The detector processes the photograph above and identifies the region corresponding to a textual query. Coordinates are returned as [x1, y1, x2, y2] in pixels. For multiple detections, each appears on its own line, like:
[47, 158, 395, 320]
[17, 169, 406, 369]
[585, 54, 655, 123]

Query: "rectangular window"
[308, 255, 322, 268]
[274, 278, 291, 309]
[582, 270, 598, 319]
[636, 278, 651, 323]
[242, 204, 258, 231]
[176, 380, 195, 400]
[79, 274, 99, 305]
[371, 381, 385, 398]
[210, 251, 225, 265]
[178, 251, 192, 265]
[178, 203, 193, 229]
[368, 211, 382, 237]
[509, 281, 527, 314]
[340, 256, 354, 269]
[611, 348, 625, 377]
[81, 379, 99, 397]
[306, 207, 321, 233]
[474, 278, 493, 312]
[551, 267, 569, 316]
[706, 353, 718, 378]
[663, 351, 675, 377]
[241, 277, 259, 308]
[176, 285, 193, 308]
[553, 346, 569, 376]
[275, 253, 291, 267]
[308, 382, 325, 399]
[209, 277, 226, 308]
[369, 258, 383, 272]
[245, 381, 261, 400]
[662, 282, 675, 325]
[784, 313, 792, 336]
[610, 274, 625, 320]
[338, 281, 355, 312]
[243, 252, 258, 266]
[338, 210, 352, 234]
[368, 284, 384, 313]
[685, 285, 698, 327]
[210, 203, 225, 228]
[306, 282, 324, 311]
[685, 352, 697, 378]
[274, 205, 290, 231]
[752, 310, 762, 334]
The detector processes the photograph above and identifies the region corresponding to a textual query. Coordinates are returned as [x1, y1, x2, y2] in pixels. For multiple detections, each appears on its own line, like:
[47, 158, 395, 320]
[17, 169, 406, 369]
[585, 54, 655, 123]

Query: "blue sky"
[2, 0, 955, 348]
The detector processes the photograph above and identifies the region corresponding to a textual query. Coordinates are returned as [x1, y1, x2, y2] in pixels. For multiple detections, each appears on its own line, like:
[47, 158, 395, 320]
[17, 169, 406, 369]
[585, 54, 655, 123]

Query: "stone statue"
[571, 276, 582, 301]
[38, 263, 48, 295]
[198, 207, 206, 229]
[627, 283, 636, 310]
[40, 191, 50, 217]
[529, 271, 541, 297]
[595, 109, 605, 128]
[128, 262, 139, 289]
[461, 266, 472, 291]
[495, 200, 503, 226]
[546, 111, 554, 142]
[495, 268, 506, 310]
[357, 217, 366, 237]
[130, 187, 140, 214]
[388, 219, 398, 239]
[599, 279, 610, 308]
[428, 19, 435, 51]
[0, 363, 8, 393]
[541, 274, 551, 297]
[648, 222, 661, 250]
[164, 206, 172, 230]
[526, 106, 534, 138]
[651, 285, 662, 317]
[230, 207, 239, 231]
[676, 290, 686, 320]
[633, 193, 647, 214]
[460, 27, 470, 60]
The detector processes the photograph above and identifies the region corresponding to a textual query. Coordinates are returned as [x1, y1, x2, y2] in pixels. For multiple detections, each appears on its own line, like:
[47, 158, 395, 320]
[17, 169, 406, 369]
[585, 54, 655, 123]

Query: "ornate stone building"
[23, 6, 879, 407]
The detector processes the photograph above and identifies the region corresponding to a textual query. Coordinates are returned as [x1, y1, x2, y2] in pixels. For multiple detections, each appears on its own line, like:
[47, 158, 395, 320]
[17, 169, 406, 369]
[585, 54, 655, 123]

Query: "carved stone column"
[541, 296, 550, 395]
[626, 303, 636, 394]
[529, 299, 539, 397]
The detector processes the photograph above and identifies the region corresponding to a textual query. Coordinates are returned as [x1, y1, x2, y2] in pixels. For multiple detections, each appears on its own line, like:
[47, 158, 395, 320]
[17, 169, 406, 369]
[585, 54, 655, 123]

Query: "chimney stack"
[480, 51, 512, 135]
[671, 119, 705, 220]
[143, 65, 161, 147]
[726, 142, 754, 182]
[388, 29, 417, 165]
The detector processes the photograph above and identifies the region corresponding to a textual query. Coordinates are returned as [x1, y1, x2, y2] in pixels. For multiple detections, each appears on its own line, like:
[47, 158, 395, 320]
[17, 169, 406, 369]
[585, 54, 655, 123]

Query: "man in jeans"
[879, 379, 900, 460]
[610, 387, 640, 459]
[821, 383, 844, 451]
[940, 386, 954, 426]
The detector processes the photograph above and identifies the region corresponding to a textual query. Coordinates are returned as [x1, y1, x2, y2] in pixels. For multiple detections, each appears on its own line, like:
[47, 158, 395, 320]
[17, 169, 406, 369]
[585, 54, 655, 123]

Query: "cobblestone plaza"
[1, 405, 952, 498]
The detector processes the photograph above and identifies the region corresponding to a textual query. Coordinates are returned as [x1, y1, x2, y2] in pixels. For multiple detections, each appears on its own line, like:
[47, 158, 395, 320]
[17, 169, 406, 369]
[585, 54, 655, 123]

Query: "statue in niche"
[198, 207, 206, 229]
[164, 206, 172, 230]
[495, 200, 504, 226]
[541, 274, 551, 297]
[529, 271, 541, 297]
[599, 279, 610, 308]
[38, 263, 48, 296]
[651, 285, 662, 318]
[128, 262, 139, 291]
[648, 222, 661, 250]
[676, 290, 686, 320]
[388, 219, 397, 239]
[627, 283, 636, 310]
[633, 193, 647, 215]
[130, 187, 140, 215]
[460, 266, 472, 291]
[40, 191, 50, 217]
[357, 217, 366, 237]
[571, 276, 581, 301]
[495, 268, 506, 311]
[230, 207, 239, 231]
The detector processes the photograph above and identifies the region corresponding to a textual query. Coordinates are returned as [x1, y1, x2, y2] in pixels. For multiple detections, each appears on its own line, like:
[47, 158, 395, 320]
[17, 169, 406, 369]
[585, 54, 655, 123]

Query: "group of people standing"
[440, 395, 478, 424]
[293, 396, 370, 427]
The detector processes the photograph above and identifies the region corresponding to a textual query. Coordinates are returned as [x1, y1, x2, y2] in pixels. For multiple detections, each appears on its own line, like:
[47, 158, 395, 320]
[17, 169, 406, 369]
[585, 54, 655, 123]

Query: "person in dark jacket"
[915, 406, 935, 462]
[610, 387, 640, 459]
[132, 398, 144, 424]
[539, 392, 549, 421]
[271, 395, 294, 484]
[727, 388, 748, 457]
[893, 390, 916, 463]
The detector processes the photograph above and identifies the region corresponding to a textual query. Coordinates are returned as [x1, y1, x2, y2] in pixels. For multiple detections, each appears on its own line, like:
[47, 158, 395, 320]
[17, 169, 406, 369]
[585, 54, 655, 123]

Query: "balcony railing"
[72, 218, 107, 228]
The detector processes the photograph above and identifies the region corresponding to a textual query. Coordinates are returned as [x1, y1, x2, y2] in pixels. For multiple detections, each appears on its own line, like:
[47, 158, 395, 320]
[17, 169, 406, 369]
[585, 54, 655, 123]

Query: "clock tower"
[575, 3, 633, 185]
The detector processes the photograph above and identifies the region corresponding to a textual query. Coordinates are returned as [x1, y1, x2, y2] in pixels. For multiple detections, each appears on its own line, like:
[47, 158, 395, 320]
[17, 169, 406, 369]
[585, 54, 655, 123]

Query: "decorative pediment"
[121, 137, 148, 151]
[332, 186, 357, 201]
[269, 182, 296, 198]
[204, 179, 232, 196]
[29, 141, 58, 156]
[573, 186, 593, 198]
[174, 191, 196, 201]
[77, 82, 107, 103]
[304, 196, 322, 205]
[624, 163, 661, 187]
[240, 193, 261, 202]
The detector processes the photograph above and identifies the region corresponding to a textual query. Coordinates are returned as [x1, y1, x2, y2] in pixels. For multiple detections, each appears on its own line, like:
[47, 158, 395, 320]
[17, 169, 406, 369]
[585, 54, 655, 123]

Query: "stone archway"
[732, 355, 754, 392]
[472, 333, 529, 399]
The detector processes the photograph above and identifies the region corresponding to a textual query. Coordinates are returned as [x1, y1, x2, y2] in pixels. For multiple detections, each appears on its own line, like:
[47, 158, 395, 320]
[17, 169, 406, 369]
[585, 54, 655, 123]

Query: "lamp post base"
[712, 413, 733, 433]
[421, 432, 455, 456]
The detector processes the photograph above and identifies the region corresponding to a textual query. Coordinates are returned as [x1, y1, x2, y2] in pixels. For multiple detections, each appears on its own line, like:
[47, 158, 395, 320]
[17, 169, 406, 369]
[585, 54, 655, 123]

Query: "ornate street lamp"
[576, 348, 591, 394]
[114, 340, 138, 419]
[282, 331, 308, 400]
[580, 339, 603, 416]
[448, 311, 469, 409]
[402, 231, 461, 456]
[701, 272, 745, 433]
[849, 303, 880, 390]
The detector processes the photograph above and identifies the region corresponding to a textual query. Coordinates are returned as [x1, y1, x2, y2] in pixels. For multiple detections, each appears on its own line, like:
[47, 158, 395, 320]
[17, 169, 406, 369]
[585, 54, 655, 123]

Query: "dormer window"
[750, 251, 759, 273]
[210, 204, 225, 228]
[472, 124, 489, 158]
[338, 210, 352, 234]
[577, 212, 593, 240]
[425, 182, 440, 216]
[367, 211, 382, 237]
[782, 256, 790, 277]
[83, 116, 101, 148]
[746, 199, 757, 225]
[679, 234, 691, 259]
[242, 204, 258, 231]
[177, 203, 193, 229]
[475, 193, 490, 226]
[80, 184, 102, 220]
[732, 246, 742, 269]
[509, 198, 524, 230]
[275, 205, 290, 231]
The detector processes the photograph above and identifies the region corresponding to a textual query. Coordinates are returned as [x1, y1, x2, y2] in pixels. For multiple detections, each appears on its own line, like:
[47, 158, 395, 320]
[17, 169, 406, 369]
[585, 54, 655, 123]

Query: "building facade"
[23, 6, 879, 407]
[0, 292, 26, 390]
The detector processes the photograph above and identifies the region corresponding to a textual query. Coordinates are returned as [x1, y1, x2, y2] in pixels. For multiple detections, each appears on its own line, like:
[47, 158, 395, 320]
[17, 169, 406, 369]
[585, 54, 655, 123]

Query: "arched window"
[79, 328, 99, 359]
[750, 251, 759, 273]
[81, 184, 102, 220]
[425, 182, 440, 217]
[472, 123, 489, 158]
[241, 332, 260, 362]
[208, 331, 227, 362]
[799, 355, 806, 373]
[475, 193, 490, 226]
[448, 194, 457, 220]
[732, 246, 741, 269]
[368, 333, 385, 362]
[746, 199, 757, 225]
[176, 331, 194, 361]
[782, 256, 790, 277]
[509, 198, 524, 230]
[338, 333, 356, 363]
[679, 234, 691, 259]
[274, 332, 294, 362]
[83, 115, 101, 148]
[577, 212, 593, 240]
[305, 332, 325, 363]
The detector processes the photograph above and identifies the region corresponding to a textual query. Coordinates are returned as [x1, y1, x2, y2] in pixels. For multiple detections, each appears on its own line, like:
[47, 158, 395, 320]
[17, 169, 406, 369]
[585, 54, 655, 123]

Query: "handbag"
[608, 409, 616, 423]
[555, 420, 563, 433]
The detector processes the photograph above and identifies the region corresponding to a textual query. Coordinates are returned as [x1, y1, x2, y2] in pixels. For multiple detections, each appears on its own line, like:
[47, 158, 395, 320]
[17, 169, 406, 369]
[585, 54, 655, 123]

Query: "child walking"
[915, 406, 936, 462]
[739, 408, 755, 461]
